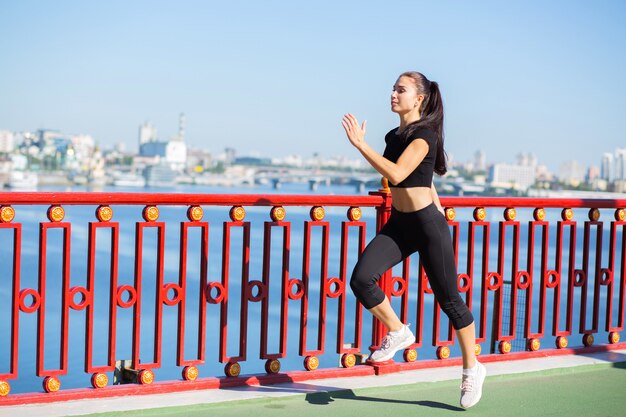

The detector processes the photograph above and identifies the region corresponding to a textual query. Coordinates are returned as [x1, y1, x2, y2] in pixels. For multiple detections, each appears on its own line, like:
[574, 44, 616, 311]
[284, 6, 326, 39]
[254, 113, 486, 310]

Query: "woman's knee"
[439, 296, 474, 330]
[349, 265, 385, 308]
[349, 265, 375, 297]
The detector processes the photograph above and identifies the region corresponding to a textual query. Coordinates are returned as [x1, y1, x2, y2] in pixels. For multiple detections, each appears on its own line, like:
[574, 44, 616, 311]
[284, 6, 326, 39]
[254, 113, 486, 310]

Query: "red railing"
[0, 191, 625, 405]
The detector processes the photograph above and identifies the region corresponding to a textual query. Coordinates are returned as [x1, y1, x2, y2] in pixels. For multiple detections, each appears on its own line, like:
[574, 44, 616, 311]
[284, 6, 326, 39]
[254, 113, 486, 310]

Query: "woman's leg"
[456, 322, 477, 369]
[368, 296, 403, 332]
[416, 210, 476, 366]
[350, 230, 407, 331]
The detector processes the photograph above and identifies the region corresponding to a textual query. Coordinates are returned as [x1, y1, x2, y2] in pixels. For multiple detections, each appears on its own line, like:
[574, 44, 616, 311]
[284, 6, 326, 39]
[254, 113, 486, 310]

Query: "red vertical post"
[368, 189, 393, 350]
[494, 210, 520, 346]
[524, 212, 550, 341]
[85, 222, 119, 374]
[259, 213, 291, 362]
[466, 209, 492, 346]
[579, 216, 603, 336]
[0, 223, 21, 383]
[37, 222, 71, 378]
[132, 221, 166, 371]
[176, 221, 208, 369]
[606, 213, 626, 333]
[219, 218, 251, 367]
[336, 209, 366, 360]
[298, 209, 330, 362]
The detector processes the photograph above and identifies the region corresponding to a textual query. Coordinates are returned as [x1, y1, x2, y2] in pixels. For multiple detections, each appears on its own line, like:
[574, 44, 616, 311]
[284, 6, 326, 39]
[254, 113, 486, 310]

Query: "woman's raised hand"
[341, 113, 367, 150]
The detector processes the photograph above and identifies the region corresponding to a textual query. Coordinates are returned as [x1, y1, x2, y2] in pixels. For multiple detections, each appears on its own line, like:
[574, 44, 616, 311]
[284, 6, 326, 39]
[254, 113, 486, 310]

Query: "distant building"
[616, 148, 626, 180]
[474, 150, 486, 172]
[187, 148, 213, 172]
[601, 152, 614, 181]
[138, 121, 158, 145]
[138, 114, 187, 171]
[0, 130, 15, 153]
[586, 165, 600, 183]
[516, 152, 537, 167]
[489, 163, 536, 190]
[559, 160, 585, 186]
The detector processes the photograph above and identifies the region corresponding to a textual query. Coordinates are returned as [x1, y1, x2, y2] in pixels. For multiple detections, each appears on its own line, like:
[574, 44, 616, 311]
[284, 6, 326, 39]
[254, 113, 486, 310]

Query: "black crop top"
[382, 127, 438, 188]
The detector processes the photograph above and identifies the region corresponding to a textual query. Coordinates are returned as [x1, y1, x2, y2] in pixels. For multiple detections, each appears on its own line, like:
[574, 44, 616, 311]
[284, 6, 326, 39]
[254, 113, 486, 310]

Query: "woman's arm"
[342, 113, 428, 185]
[431, 181, 445, 215]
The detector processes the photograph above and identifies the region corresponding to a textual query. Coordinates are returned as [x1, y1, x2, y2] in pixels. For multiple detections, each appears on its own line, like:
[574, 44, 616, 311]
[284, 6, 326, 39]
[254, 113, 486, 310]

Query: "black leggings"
[350, 203, 474, 330]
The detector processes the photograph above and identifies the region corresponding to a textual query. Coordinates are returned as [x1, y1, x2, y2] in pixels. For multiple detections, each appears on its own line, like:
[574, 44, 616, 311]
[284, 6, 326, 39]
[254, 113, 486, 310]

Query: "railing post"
[368, 178, 393, 351]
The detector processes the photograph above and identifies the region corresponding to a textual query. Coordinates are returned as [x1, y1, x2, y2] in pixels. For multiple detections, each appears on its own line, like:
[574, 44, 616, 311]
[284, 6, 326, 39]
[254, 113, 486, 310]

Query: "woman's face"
[391, 76, 423, 114]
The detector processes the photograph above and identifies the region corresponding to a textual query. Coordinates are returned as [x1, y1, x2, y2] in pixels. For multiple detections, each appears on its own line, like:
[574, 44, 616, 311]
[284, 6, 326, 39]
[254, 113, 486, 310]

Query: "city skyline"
[1, 1, 625, 172]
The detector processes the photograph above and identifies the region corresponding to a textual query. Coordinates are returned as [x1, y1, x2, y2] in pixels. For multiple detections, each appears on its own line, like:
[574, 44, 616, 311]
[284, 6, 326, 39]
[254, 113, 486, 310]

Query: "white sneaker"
[460, 361, 486, 409]
[369, 324, 414, 362]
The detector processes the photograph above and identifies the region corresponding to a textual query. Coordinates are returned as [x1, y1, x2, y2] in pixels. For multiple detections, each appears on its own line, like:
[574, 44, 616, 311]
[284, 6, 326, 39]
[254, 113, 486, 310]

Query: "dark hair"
[398, 71, 447, 176]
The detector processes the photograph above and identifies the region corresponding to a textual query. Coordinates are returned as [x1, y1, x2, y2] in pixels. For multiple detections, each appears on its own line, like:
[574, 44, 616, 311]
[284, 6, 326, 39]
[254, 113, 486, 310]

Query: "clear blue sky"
[1, 1, 625, 171]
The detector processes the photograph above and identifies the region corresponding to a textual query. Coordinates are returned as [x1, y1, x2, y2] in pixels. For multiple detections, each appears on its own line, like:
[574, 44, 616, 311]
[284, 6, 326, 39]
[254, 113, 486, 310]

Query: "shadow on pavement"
[304, 389, 463, 412]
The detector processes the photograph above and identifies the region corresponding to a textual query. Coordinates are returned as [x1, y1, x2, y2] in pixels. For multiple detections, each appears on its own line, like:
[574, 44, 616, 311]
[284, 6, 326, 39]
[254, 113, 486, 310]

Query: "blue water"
[1, 183, 623, 394]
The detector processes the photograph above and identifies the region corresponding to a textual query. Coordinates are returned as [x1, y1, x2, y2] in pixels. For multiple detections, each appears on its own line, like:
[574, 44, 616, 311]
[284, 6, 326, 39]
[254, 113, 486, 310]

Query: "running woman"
[341, 71, 486, 409]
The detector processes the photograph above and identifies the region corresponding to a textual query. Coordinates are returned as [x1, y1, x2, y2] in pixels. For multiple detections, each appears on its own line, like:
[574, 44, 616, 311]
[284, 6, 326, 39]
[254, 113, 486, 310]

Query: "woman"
[341, 71, 486, 409]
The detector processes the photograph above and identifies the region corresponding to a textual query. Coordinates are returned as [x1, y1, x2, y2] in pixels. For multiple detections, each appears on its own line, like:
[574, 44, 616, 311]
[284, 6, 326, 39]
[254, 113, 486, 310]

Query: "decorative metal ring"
[487, 272, 503, 291]
[162, 283, 182, 306]
[516, 271, 531, 290]
[19, 289, 41, 313]
[116, 285, 137, 308]
[326, 277, 344, 298]
[205, 282, 226, 304]
[390, 276, 406, 297]
[545, 271, 560, 289]
[247, 280, 266, 302]
[288, 279, 305, 300]
[68, 286, 91, 310]
[458, 274, 471, 292]
[573, 270, 586, 287]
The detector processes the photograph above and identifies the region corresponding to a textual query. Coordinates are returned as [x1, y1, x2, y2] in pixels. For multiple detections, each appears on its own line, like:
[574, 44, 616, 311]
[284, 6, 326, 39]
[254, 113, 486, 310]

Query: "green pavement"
[86, 362, 626, 417]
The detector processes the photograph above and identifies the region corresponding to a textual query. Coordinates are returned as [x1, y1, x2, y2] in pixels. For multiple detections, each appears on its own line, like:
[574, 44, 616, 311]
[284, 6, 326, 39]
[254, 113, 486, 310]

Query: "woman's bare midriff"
[390, 186, 433, 213]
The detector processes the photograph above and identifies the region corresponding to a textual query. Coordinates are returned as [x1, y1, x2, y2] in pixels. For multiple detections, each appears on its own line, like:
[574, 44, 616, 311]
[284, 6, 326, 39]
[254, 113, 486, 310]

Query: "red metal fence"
[0, 191, 625, 405]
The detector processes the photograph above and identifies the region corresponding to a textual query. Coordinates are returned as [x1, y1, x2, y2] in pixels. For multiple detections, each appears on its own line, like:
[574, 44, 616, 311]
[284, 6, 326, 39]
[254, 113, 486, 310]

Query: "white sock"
[463, 362, 479, 375]
[389, 325, 405, 336]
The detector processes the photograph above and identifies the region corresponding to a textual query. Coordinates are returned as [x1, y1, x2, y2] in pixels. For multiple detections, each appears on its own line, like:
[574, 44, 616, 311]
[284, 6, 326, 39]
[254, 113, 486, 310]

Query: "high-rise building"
[474, 150, 486, 171]
[138, 121, 158, 145]
[615, 148, 626, 180]
[601, 153, 614, 181]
